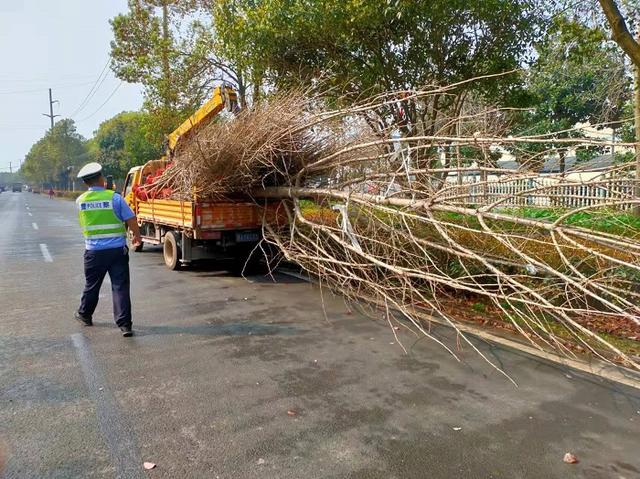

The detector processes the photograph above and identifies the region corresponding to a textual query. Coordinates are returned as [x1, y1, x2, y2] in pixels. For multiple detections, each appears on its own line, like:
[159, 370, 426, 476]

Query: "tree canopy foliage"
[209, 0, 552, 190]
[21, 119, 90, 187]
[511, 18, 631, 171]
[215, 0, 540, 95]
[109, 0, 251, 130]
[88, 111, 164, 179]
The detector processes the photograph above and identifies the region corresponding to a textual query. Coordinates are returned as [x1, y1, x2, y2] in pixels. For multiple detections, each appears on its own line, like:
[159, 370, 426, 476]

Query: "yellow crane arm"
[167, 85, 238, 151]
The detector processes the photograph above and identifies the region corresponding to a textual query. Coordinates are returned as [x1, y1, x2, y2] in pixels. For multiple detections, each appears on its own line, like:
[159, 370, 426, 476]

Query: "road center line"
[32, 222, 38, 230]
[28, 212, 33, 216]
[71, 333, 143, 479]
[39, 243, 53, 262]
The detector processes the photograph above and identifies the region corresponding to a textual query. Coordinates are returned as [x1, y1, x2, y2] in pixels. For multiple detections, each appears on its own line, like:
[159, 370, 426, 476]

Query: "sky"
[0, 0, 143, 173]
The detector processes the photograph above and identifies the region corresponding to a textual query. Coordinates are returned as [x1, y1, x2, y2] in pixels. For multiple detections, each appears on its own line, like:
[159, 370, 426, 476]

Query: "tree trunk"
[161, 1, 172, 111]
[598, 0, 640, 67]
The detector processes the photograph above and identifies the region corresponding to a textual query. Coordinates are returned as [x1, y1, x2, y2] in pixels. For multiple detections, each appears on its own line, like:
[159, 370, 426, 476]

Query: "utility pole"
[42, 88, 60, 129]
[9, 161, 12, 174]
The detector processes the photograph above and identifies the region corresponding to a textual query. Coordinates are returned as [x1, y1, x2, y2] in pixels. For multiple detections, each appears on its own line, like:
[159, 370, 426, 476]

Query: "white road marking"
[39, 243, 53, 262]
[32, 222, 38, 230]
[28, 212, 33, 216]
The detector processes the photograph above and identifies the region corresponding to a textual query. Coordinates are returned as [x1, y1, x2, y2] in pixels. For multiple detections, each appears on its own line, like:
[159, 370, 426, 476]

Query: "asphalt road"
[1, 191, 639, 479]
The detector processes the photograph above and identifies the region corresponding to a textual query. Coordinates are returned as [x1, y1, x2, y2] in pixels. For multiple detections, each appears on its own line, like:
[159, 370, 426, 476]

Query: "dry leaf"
[563, 453, 578, 464]
[143, 462, 156, 470]
[287, 410, 297, 416]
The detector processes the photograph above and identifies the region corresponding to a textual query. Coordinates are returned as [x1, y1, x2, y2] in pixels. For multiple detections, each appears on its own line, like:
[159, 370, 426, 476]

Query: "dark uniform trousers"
[78, 246, 132, 327]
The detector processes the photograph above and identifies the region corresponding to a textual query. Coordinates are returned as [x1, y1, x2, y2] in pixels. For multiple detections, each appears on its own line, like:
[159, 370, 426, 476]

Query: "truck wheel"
[163, 231, 181, 270]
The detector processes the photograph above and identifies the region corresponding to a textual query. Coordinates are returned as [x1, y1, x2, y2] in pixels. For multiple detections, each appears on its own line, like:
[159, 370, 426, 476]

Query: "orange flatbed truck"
[121, 86, 281, 270]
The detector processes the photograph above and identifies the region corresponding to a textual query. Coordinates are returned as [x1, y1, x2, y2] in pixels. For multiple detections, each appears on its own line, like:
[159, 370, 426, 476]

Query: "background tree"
[512, 18, 630, 173]
[214, 0, 545, 188]
[215, 0, 542, 110]
[21, 119, 90, 189]
[110, 0, 250, 136]
[89, 111, 164, 179]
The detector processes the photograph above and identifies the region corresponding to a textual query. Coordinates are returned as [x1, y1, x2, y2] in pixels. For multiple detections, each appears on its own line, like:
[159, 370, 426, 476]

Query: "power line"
[0, 125, 44, 130]
[69, 59, 112, 118]
[77, 81, 123, 122]
[0, 80, 97, 95]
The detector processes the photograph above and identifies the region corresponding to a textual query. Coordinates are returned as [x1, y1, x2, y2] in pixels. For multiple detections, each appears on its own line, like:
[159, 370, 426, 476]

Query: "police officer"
[74, 162, 141, 337]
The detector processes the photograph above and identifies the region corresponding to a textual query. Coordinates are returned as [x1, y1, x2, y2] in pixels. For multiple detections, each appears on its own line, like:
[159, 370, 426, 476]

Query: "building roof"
[497, 154, 614, 174]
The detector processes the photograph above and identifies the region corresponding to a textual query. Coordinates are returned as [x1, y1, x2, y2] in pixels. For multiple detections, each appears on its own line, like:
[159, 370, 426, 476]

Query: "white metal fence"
[439, 175, 637, 209]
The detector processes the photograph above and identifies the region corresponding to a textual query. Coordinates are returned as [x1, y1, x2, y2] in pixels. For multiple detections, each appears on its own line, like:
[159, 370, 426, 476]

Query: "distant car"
[11, 183, 22, 192]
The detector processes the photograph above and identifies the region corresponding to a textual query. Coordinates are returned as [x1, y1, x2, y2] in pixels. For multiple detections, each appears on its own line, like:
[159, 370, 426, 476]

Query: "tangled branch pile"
[156, 78, 640, 374]
[155, 90, 379, 200]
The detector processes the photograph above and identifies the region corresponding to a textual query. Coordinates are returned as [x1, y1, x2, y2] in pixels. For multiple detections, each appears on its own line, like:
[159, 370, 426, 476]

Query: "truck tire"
[163, 231, 181, 270]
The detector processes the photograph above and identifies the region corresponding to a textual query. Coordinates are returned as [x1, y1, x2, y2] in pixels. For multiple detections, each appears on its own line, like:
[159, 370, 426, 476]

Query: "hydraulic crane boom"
[167, 85, 238, 152]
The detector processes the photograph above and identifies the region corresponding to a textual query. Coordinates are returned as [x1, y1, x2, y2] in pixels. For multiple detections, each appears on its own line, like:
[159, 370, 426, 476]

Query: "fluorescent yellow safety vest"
[76, 190, 126, 239]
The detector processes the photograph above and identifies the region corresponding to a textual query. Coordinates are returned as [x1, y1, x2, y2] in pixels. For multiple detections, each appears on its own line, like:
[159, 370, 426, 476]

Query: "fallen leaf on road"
[257, 458, 266, 465]
[563, 453, 578, 464]
[287, 410, 297, 416]
[143, 462, 156, 470]
[452, 427, 462, 431]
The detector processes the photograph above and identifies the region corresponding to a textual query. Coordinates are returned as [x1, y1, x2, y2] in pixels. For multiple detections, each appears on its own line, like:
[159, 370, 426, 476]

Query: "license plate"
[236, 232, 259, 242]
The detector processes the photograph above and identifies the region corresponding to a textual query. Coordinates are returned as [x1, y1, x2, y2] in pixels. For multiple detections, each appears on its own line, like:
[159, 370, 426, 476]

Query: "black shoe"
[120, 326, 133, 337]
[74, 311, 93, 326]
